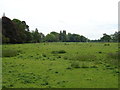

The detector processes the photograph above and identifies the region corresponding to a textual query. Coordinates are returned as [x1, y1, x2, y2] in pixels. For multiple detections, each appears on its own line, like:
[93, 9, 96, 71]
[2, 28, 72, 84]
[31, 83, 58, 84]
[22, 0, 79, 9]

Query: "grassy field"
[2, 42, 119, 88]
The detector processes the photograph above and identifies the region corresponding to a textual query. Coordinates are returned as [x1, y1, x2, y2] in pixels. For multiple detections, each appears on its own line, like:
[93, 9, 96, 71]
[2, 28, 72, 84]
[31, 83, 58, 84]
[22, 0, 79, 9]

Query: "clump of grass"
[81, 62, 89, 68]
[105, 64, 111, 67]
[70, 61, 98, 69]
[56, 50, 66, 53]
[66, 67, 72, 69]
[104, 44, 110, 46]
[107, 52, 120, 59]
[90, 65, 98, 68]
[98, 51, 102, 54]
[51, 50, 66, 54]
[2, 49, 19, 57]
[64, 54, 95, 61]
[113, 69, 119, 74]
[85, 78, 92, 81]
[57, 56, 61, 58]
[42, 53, 47, 57]
[63, 56, 68, 60]
[17, 50, 22, 54]
[105, 52, 119, 66]
[71, 61, 80, 68]
[106, 67, 114, 70]
[64, 43, 69, 45]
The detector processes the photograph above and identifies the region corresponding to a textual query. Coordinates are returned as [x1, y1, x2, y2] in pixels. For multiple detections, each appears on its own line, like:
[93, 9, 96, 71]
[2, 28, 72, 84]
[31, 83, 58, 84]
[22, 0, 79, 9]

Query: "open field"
[2, 42, 119, 88]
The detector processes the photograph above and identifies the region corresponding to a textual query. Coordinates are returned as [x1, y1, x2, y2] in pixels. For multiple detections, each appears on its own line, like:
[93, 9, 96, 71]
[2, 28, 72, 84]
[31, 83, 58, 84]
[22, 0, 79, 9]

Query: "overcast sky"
[0, 0, 119, 40]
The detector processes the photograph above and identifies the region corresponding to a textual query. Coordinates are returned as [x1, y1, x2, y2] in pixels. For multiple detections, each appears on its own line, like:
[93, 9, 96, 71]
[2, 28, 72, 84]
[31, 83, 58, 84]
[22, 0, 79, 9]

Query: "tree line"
[91, 32, 120, 42]
[1, 16, 120, 44]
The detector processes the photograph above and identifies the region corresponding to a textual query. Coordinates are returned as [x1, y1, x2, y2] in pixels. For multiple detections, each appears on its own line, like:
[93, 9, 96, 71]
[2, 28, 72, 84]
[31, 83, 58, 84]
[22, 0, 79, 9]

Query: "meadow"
[2, 42, 119, 88]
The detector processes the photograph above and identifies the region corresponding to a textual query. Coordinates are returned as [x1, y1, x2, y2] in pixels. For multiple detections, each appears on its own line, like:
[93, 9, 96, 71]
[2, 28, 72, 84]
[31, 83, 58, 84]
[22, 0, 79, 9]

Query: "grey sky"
[0, 0, 119, 39]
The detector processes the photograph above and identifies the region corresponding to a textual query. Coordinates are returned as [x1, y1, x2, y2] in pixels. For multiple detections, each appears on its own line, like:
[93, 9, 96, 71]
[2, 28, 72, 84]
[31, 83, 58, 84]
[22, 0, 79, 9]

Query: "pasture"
[2, 42, 119, 88]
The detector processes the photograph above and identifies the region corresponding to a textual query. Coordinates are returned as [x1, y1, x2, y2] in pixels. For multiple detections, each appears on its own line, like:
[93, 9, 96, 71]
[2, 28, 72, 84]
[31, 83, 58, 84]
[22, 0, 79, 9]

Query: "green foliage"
[25, 31, 32, 43]
[45, 34, 56, 42]
[2, 17, 19, 43]
[59, 30, 67, 42]
[66, 33, 88, 42]
[32, 28, 42, 43]
[12, 19, 27, 43]
[100, 33, 111, 42]
[50, 31, 59, 41]
[111, 31, 120, 42]
[2, 35, 10, 43]
[2, 16, 119, 44]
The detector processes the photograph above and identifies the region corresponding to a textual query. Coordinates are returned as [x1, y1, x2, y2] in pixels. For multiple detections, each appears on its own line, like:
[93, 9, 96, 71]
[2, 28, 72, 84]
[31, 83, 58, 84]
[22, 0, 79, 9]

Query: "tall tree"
[2, 17, 18, 43]
[111, 31, 120, 42]
[32, 28, 41, 43]
[45, 34, 56, 42]
[12, 19, 27, 43]
[50, 31, 59, 41]
[100, 33, 111, 42]
[59, 30, 67, 42]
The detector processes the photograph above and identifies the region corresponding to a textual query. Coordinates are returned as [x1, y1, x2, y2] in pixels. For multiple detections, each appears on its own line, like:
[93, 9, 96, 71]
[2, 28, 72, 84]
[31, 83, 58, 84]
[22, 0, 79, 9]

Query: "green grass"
[2, 42, 119, 88]
[2, 49, 19, 57]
